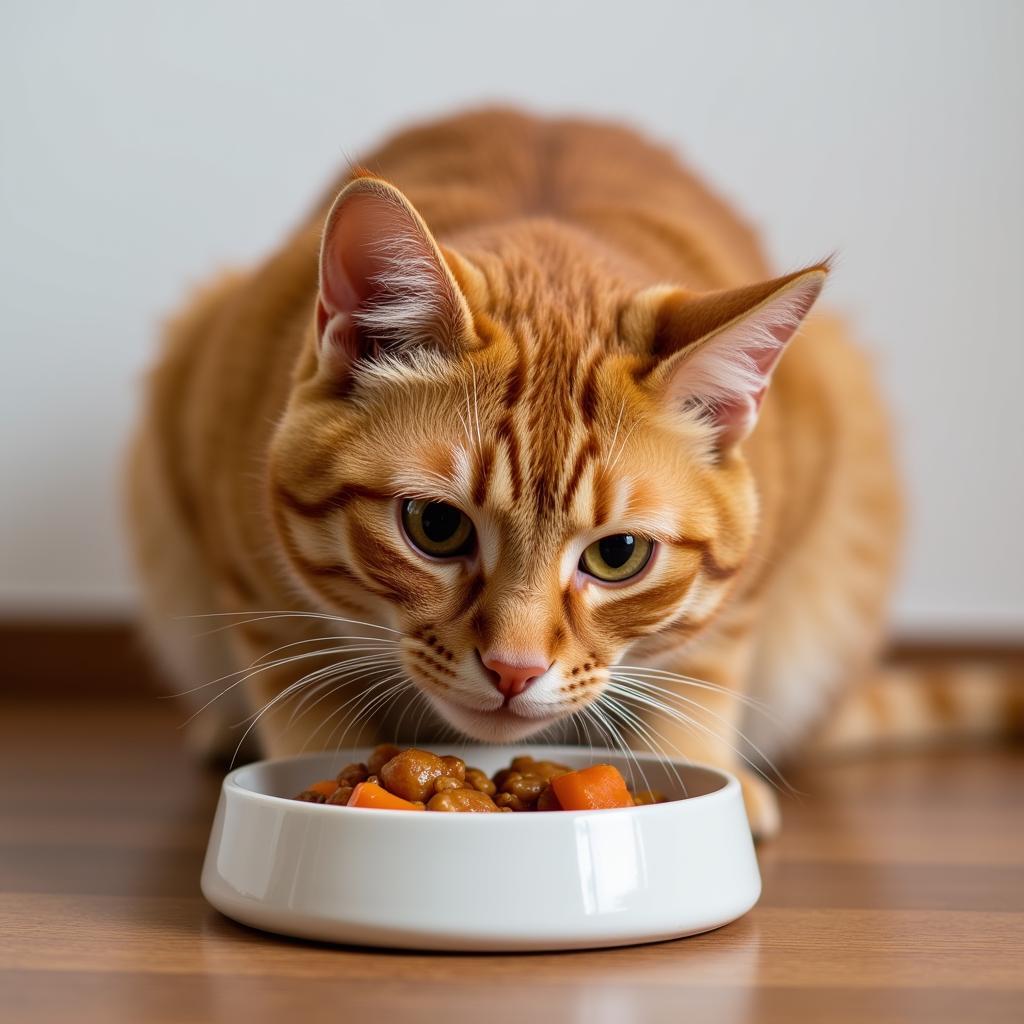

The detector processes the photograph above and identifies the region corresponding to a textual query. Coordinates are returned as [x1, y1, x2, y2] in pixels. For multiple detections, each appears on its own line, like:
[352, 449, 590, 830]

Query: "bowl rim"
[220, 746, 743, 824]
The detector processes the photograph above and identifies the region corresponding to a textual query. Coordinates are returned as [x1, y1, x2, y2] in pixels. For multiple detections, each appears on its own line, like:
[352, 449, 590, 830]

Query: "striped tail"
[807, 648, 1024, 756]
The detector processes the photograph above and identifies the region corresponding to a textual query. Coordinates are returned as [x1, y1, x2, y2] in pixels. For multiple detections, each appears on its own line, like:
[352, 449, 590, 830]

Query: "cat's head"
[269, 176, 826, 742]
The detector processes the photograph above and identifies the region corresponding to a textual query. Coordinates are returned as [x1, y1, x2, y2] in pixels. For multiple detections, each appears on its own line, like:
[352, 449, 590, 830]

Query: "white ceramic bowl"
[201, 745, 760, 952]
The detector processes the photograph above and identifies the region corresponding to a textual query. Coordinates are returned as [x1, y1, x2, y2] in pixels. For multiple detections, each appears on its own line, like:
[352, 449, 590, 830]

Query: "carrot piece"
[551, 764, 633, 810]
[307, 780, 341, 799]
[347, 781, 423, 811]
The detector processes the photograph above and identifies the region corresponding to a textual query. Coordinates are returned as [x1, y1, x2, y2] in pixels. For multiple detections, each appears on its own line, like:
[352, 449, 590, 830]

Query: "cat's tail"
[806, 650, 1023, 756]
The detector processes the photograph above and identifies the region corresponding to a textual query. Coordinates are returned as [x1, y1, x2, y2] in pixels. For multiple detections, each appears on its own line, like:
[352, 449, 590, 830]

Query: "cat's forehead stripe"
[494, 412, 524, 503]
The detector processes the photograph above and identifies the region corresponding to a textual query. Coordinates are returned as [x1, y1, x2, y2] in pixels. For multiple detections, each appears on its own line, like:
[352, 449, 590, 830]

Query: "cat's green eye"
[401, 499, 475, 558]
[579, 533, 653, 583]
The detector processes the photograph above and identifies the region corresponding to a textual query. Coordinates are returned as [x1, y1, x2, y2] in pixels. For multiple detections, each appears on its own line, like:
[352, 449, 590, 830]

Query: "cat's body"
[128, 109, 902, 834]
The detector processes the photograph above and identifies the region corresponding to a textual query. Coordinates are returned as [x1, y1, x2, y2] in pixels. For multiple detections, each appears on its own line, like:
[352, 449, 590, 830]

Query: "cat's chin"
[425, 695, 561, 745]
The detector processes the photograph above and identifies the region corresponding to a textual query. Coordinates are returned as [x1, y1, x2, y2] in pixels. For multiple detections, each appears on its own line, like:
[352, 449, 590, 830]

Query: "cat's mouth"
[423, 692, 563, 744]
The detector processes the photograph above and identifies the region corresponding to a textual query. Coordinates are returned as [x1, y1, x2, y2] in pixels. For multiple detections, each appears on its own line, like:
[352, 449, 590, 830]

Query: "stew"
[292, 745, 667, 813]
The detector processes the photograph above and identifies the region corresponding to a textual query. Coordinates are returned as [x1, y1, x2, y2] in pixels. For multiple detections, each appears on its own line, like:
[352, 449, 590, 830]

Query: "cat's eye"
[579, 533, 653, 583]
[401, 499, 475, 558]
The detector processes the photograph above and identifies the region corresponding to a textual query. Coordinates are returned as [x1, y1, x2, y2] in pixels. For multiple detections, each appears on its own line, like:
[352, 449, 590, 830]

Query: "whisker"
[224, 656, 403, 767]
[286, 653, 400, 727]
[337, 677, 412, 743]
[453, 407, 472, 447]
[461, 375, 479, 459]
[608, 678, 798, 795]
[569, 710, 585, 750]
[391, 685, 427, 744]
[317, 675, 412, 755]
[179, 643, 393, 724]
[249, 634, 398, 669]
[600, 693, 689, 796]
[610, 675, 778, 740]
[178, 610, 403, 638]
[587, 701, 650, 793]
[605, 399, 626, 465]
[603, 699, 664, 795]
[343, 679, 415, 749]
[611, 673, 793, 788]
[579, 704, 615, 759]
[613, 664, 776, 716]
[606, 419, 639, 474]
[470, 362, 484, 453]
[610, 679, 753, 767]
[577, 706, 597, 765]
[253, 655, 396, 729]
[412, 690, 435, 746]
[302, 672, 409, 755]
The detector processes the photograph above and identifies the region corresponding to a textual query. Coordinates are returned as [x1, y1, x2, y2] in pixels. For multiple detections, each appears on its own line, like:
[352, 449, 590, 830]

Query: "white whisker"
[606, 420, 639, 474]
[317, 674, 412, 755]
[286, 654, 399, 727]
[600, 693, 689, 795]
[249, 635, 398, 669]
[614, 664, 776, 717]
[180, 643, 395, 726]
[605, 400, 627, 467]
[412, 691, 435, 746]
[302, 671, 409, 755]
[470, 362, 484, 453]
[179, 609, 402, 637]
[608, 678, 797, 794]
[586, 700, 650, 793]
[461, 374, 479, 459]
[611, 672, 791, 786]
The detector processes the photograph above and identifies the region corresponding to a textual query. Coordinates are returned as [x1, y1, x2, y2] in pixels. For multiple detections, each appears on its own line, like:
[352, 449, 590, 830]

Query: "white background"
[2, 0, 1021, 637]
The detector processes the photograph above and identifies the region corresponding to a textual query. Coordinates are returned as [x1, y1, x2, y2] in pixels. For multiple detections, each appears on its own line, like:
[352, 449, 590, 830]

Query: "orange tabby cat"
[126, 108, 903, 836]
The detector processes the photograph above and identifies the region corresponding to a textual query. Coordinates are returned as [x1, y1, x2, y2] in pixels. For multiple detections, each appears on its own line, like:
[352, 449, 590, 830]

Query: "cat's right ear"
[316, 176, 476, 378]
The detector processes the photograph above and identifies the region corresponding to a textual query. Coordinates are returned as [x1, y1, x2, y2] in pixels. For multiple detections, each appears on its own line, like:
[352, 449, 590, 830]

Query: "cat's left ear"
[639, 264, 828, 450]
[316, 175, 476, 378]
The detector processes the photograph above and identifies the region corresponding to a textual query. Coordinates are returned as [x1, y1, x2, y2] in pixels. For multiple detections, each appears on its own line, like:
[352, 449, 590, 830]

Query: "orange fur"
[127, 109, 904, 835]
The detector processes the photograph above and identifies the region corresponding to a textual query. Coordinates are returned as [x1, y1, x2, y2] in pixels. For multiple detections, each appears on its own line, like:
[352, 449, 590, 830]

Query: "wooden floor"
[1, 698, 1021, 1024]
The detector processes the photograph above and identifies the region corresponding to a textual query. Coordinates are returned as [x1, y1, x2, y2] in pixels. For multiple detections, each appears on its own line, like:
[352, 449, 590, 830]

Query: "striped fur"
[808, 659, 1023, 754]
[126, 109, 919, 835]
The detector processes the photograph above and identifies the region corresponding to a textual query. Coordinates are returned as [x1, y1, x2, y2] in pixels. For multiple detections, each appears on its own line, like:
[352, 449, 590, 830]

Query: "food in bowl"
[293, 744, 667, 813]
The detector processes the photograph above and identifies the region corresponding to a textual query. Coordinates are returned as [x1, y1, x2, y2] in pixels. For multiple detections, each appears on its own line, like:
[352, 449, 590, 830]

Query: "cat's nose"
[478, 651, 550, 699]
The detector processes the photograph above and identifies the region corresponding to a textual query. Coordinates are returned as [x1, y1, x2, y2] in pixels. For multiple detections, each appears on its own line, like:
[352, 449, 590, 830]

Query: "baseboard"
[3, 621, 159, 698]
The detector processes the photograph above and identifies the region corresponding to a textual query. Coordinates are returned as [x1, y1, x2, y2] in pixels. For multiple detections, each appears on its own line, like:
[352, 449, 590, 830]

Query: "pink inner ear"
[320, 195, 394, 321]
[670, 271, 825, 449]
[315, 183, 465, 375]
[710, 396, 758, 445]
[316, 194, 386, 368]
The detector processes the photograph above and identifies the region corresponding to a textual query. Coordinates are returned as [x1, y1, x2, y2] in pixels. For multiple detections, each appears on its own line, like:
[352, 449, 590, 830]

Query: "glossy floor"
[1, 700, 1021, 1023]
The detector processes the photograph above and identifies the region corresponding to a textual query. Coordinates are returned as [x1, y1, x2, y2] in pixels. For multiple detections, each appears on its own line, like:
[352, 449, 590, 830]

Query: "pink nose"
[480, 652, 550, 699]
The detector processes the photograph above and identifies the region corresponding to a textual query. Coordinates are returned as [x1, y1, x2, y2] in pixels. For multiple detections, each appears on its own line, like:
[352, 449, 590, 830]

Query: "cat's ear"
[640, 265, 828, 450]
[316, 176, 474, 377]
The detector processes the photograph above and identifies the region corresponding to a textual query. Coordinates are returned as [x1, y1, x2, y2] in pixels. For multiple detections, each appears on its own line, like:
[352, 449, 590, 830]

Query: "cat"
[126, 108, 904, 837]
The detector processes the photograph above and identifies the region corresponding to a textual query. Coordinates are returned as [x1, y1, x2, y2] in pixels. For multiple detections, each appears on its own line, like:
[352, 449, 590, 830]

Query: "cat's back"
[307, 108, 771, 288]
[158, 109, 772, 392]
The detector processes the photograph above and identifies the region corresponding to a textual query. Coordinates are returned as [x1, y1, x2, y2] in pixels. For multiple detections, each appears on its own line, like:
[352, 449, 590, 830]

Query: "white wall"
[2, 0, 1022, 636]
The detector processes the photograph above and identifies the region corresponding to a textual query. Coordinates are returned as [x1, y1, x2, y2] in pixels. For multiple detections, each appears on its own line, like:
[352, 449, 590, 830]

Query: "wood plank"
[0, 893, 1021, 990]
[2, 971, 1022, 1024]
[1, 694, 1022, 1022]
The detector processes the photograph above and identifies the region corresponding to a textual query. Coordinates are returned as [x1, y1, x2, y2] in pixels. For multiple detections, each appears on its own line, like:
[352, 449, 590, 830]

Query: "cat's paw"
[737, 770, 781, 841]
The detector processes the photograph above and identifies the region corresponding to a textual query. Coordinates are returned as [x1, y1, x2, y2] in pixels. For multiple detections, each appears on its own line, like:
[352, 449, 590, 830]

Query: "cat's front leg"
[618, 630, 780, 839]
